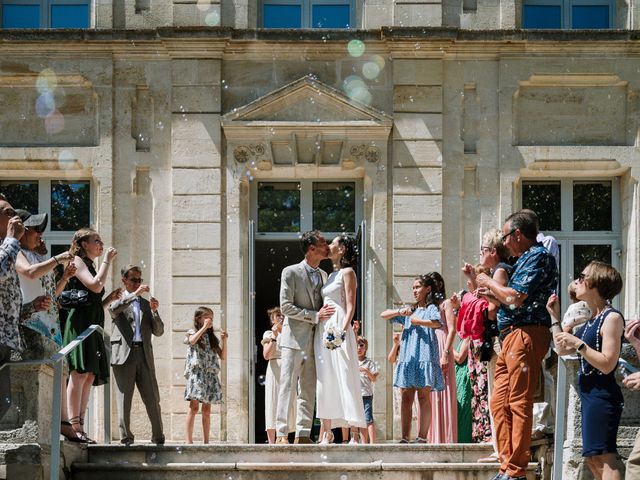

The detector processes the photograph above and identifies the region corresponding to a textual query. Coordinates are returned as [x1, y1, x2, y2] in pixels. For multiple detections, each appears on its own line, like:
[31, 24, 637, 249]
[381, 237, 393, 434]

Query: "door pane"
[51, 181, 90, 231]
[522, 181, 561, 231]
[312, 182, 355, 232]
[573, 244, 612, 279]
[263, 4, 302, 28]
[572, 5, 609, 29]
[258, 182, 301, 232]
[312, 4, 350, 28]
[1, 4, 40, 28]
[523, 5, 562, 28]
[573, 181, 611, 231]
[0, 181, 39, 214]
[51, 4, 90, 28]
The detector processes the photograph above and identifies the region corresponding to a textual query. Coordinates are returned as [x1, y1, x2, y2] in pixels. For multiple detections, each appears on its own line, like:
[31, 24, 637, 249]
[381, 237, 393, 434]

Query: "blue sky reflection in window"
[261, 0, 353, 28]
[1, 0, 90, 28]
[522, 0, 612, 29]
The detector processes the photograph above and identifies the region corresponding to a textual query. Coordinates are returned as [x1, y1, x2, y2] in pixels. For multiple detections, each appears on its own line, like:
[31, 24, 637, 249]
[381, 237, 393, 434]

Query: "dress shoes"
[275, 436, 289, 444]
[293, 436, 313, 444]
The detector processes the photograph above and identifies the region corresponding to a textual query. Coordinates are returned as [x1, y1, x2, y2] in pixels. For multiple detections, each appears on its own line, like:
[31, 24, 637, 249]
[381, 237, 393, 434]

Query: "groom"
[276, 230, 335, 444]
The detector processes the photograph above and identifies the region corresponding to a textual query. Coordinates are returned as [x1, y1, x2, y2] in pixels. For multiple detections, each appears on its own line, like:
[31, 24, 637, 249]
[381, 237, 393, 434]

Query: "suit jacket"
[279, 260, 327, 351]
[108, 294, 164, 369]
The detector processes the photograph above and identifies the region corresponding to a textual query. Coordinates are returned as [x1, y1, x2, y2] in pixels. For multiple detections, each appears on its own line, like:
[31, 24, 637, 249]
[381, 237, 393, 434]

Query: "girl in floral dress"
[184, 306, 228, 443]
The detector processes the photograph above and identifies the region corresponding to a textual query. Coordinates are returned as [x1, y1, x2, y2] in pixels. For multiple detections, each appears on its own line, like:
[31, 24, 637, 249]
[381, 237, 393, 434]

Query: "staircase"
[70, 443, 540, 480]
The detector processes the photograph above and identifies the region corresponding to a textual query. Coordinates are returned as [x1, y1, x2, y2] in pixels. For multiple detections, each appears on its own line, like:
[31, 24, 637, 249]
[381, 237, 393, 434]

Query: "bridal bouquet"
[324, 327, 346, 350]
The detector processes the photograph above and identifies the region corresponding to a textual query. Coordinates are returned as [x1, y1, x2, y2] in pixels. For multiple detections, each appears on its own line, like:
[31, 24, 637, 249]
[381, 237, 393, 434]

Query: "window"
[1, 0, 90, 28]
[521, 179, 620, 308]
[253, 180, 361, 236]
[523, 0, 613, 29]
[260, 0, 354, 28]
[0, 179, 92, 254]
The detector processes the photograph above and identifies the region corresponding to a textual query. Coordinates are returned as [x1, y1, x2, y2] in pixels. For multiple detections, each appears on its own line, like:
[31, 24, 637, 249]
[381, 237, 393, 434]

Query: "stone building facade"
[1, 0, 640, 474]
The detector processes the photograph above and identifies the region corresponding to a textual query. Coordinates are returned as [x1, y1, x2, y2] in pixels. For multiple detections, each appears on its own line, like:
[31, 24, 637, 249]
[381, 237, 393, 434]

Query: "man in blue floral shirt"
[476, 210, 558, 480]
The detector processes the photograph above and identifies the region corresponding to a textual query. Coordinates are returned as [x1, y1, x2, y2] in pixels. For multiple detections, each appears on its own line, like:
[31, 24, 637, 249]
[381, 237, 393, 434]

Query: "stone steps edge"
[72, 461, 538, 472]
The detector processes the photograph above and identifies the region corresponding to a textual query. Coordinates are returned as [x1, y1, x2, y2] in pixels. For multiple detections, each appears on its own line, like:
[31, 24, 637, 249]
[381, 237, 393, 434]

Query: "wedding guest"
[427, 272, 457, 443]
[380, 275, 444, 443]
[109, 265, 165, 446]
[261, 307, 295, 444]
[63, 228, 121, 443]
[0, 195, 26, 421]
[548, 262, 624, 480]
[184, 307, 227, 444]
[476, 211, 557, 480]
[453, 334, 472, 443]
[14, 209, 79, 441]
[622, 318, 640, 478]
[357, 336, 379, 443]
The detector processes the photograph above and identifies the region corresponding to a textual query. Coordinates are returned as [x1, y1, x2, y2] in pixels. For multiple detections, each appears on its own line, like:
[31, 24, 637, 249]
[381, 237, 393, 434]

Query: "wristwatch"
[577, 342, 586, 353]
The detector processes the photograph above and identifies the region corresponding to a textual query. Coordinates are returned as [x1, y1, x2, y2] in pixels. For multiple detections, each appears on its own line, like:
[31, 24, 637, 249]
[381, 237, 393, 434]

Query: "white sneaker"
[348, 437, 358, 445]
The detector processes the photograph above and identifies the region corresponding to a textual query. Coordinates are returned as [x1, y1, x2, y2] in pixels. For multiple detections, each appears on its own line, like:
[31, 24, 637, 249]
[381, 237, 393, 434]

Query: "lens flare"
[347, 39, 365, 57]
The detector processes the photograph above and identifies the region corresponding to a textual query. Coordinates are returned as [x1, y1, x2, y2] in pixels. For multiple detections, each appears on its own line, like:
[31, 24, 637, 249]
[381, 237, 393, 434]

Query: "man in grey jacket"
[275, 231, 334, 444]
[109, 264, 164, 446]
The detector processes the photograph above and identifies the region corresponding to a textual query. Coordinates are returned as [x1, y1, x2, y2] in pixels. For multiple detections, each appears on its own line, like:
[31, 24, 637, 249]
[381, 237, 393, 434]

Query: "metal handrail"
[2, 324, 109, 480]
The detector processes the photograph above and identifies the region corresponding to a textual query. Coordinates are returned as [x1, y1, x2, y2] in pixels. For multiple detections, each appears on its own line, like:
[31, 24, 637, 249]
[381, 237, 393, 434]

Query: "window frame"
[250, 179, 363, 239]
[0, 179, 93, 253]
[258, 0, 355, 29]
[522, 0, 615, 29]
[520, 177, 621, 311]
[0, 0, 91, 28]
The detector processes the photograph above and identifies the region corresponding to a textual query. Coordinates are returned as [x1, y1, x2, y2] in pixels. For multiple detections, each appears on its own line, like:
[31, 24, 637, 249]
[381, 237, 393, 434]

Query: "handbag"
[58, 289, 90, 309]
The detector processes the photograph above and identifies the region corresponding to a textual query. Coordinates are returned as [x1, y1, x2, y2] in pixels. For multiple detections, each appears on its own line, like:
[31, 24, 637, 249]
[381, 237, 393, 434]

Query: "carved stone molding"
[233, 144, 266, 163]
[349, 144, 381, 163]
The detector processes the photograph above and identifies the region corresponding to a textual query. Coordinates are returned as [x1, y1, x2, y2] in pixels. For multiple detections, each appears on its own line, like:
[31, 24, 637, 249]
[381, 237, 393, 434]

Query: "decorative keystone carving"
[233, 144, 266, 163]
[349, 144, 380, 163]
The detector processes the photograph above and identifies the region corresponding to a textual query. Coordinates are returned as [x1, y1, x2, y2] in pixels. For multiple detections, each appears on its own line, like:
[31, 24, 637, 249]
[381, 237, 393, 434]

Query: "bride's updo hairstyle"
[337, 235, 358, 269]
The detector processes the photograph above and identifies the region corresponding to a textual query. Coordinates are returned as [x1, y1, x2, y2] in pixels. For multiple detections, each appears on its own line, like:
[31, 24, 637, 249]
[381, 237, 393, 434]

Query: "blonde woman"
[63, 228, 120, 443]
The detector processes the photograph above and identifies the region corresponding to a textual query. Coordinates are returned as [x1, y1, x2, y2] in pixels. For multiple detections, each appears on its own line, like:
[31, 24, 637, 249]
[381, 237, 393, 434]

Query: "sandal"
[398, 438, 410, 444]
[319, 431, 334, 445]
[413, 437, 427, 443]
[69, 416, 96, 444]
[61, 420, 84, 443]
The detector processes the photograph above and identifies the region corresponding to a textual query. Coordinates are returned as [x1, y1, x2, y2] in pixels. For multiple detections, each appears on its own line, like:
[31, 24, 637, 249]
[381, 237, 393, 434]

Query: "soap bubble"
[257, 375, 266, 386]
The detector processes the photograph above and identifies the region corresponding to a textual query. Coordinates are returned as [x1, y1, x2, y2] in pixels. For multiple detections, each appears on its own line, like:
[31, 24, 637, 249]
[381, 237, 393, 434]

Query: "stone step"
[72, 460, 538, 480]
[85, 443, 497, 464]
[71, 444, 538, 480]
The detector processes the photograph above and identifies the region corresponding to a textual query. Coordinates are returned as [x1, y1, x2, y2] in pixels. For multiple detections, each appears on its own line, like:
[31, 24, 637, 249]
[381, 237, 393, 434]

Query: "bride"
[315, 234, 366, 444]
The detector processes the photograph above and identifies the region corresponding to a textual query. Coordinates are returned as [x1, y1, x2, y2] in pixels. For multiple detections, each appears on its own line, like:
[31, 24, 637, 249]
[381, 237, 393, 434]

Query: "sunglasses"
[128, 278, 143, 284]
[0, 208, 17, 218]
[480, 246, 491, 254]
[576, 272, 587, 283]
[501, 229, 517, 242]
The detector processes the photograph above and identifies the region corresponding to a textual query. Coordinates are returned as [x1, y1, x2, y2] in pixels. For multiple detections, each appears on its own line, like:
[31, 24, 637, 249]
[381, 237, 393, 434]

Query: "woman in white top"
[262, 306, 295, 443]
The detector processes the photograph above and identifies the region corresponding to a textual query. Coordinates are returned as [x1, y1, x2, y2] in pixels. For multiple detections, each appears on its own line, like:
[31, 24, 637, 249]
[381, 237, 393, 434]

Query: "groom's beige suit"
[276, 260, 327, 439]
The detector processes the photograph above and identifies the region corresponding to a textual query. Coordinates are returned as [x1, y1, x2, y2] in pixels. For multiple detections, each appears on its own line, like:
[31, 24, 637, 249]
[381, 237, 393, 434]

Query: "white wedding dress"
[314, 269, 366, 428]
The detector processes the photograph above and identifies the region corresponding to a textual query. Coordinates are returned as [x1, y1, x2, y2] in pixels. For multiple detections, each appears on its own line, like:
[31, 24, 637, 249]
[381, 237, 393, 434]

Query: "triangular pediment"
[222, 75, 392, 125]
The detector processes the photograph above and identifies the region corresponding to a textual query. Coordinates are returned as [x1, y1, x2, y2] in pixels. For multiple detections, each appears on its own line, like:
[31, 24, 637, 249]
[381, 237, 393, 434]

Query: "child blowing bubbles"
[357, 336, 379, 443]
[184, 307, 228, 444]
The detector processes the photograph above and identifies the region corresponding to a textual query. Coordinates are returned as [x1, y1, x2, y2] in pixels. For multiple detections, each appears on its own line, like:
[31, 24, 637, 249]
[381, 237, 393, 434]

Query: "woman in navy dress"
[548, 261, 624, 480]
[380, 274, 444, 443]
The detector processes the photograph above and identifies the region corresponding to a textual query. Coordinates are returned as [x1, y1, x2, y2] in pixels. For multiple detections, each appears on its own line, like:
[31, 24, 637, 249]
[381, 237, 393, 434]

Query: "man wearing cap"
[108, 264, 165, 446]
[0, 195, 29, 420]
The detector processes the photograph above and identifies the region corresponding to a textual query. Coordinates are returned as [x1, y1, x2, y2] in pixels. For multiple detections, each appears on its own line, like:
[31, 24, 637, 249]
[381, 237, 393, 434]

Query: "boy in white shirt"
[357, 336, 379, 443]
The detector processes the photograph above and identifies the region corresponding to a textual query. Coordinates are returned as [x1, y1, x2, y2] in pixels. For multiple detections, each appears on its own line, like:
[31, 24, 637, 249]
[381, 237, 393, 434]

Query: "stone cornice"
[2, 27, 640, 59]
